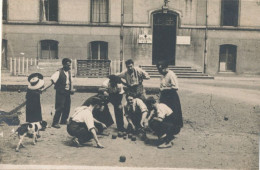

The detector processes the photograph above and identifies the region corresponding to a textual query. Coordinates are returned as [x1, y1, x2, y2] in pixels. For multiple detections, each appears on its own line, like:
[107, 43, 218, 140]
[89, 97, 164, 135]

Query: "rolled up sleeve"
[136, 99, 148, 113]
[50, 71, 60, 84]
[83, 111, 95, 131]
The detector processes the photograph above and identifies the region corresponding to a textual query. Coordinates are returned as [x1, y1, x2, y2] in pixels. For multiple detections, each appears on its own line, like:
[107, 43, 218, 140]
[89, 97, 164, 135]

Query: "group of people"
[25, 58, 183, 149]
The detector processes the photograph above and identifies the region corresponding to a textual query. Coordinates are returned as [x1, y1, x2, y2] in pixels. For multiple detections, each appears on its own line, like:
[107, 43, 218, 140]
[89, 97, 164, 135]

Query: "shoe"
[98, 131, 110, 136]
[52, 124, 61, 128]
[118, 127, 126, 132]
[72, 137, 82, 147]
[60, 120, 67, 125]
[157, 142, 173, 149]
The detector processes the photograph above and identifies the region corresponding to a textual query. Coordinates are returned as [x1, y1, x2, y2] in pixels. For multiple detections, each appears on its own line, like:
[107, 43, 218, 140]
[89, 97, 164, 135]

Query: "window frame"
[40, 40, 59, 59]
[220, 0, 239, 27]
[218, 44, 237, 72]
[40, 0, 58, 22]
[2, 0, 8, 21]
[89, 41, 108, 60]
[90, 0, 109, 23]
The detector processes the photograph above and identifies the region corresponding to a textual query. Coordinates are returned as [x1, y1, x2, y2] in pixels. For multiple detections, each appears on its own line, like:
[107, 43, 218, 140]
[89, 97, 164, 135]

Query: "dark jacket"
[54, 68, 72, 93]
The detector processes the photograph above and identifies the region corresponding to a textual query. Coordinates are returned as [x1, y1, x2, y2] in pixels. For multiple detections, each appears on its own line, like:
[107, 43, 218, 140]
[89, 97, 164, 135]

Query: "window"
[219, 44, 237, 72]
[91, 0, 108, 23]
[2, 40, 8, 68]
[2, 0, 7, 21]
[90, 41, 108, 60]
[221, 0, 239, 26]
[40, 0, 58, 22]
[40, 40, 58, 59]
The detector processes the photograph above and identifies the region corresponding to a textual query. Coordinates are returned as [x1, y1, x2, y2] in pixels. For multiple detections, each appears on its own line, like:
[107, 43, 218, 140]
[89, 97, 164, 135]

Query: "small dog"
[15, 121, 47, 152]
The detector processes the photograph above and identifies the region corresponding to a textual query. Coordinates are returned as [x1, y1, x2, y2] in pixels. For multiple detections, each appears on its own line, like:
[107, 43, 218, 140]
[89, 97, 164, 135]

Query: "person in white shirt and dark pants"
[156, 60, 183, 135]
[43, 58, 74, 129]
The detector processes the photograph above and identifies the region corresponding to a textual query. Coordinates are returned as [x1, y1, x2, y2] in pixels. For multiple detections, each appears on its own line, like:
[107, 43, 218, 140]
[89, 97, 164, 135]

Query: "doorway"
[152, 13, 177, 65]
[219, 44, 237, 72]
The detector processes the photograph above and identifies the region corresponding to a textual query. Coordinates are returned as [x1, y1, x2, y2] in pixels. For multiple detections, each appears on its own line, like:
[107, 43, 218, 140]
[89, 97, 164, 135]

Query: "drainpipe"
[203, 0, 208, 74]
[120, 0, 124, 72]
[0, 0, 3, 90]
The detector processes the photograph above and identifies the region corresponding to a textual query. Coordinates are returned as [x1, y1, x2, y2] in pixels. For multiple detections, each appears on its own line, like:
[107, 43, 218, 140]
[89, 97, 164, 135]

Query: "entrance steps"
[140, 65, 214, 79]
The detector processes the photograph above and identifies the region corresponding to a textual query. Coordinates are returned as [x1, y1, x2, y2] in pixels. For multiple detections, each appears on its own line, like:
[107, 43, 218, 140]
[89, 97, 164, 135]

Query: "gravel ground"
[0, 79, 259, 169]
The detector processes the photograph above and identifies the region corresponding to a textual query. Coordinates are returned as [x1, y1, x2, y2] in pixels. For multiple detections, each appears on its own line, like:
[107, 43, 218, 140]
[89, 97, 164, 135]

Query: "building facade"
[2, 0, 260, 75]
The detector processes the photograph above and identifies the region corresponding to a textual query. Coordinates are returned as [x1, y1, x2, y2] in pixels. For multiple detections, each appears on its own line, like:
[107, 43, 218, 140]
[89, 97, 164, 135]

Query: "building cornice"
[3, 21, 260, 31]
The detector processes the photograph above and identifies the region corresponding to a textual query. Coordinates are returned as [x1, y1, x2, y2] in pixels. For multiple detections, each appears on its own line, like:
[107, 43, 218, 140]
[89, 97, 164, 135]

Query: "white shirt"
[160, 70, 179, 90]
[124, 98, 148, 117]
[101, 79, 124, 94]
[71, 106, 95, 131]
[51, 70, 71, 90]
[155, 103, 173, 119]
[118, 67, 150, 86]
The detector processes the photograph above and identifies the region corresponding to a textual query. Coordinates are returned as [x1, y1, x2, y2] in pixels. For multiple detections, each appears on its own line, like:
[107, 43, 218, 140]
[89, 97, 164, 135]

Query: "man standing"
[118, 59, 150, 101]
[100, 75, 125, 132]
[44, 58, 74, 128]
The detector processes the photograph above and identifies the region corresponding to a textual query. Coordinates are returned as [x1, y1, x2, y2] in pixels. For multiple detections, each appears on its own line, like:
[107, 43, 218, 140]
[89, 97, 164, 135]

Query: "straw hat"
[27, 73, 45, 90]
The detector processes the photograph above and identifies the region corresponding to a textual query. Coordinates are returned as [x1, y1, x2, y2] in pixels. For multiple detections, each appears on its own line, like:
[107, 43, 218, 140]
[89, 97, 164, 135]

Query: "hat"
[82, 96, 104, 107]
[27, 73, 45, 90]
[108, 75, 121, 84]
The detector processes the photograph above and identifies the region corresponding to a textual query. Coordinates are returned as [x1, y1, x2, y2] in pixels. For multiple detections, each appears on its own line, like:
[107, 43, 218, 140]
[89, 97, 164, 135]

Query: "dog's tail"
[10, 128, 18, 137]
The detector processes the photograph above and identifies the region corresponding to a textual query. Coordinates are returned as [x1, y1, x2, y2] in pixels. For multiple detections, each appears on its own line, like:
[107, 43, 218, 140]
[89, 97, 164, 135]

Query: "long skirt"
[159, 89, 183, 129]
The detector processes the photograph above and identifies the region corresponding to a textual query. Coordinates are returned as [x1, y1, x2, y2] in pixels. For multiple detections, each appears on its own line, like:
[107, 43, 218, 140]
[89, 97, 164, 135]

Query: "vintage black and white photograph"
[0, 0, 259, 169]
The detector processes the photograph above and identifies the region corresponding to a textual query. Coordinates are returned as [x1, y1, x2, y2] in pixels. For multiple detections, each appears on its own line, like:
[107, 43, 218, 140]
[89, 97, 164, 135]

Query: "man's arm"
[41, 80, 54, 92]
[140, 111, 148, 127]
[139, 68, 150, 80]
[124, 106, 135, 130]
[93, 117, 107, 129]
[90, 128, 104, 148]
[42, 70, 59, 92]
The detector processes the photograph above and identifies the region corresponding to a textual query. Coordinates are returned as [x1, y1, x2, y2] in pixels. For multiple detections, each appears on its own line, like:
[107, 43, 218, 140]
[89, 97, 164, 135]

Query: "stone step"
[140, 65, 214, 79]
[150, 75, 214, 79]
[145, 69, 199, 73]
[140, 65, 192, 69]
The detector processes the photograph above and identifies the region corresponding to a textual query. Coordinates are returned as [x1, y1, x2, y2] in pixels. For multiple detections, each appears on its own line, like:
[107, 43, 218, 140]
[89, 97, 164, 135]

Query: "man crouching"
[67, 98, 104, 148]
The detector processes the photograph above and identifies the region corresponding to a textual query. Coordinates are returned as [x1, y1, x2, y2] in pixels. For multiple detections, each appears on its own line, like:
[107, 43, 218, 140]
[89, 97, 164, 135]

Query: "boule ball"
[119, 155, 126, 162]
[123, 136, 127, 140]
[112, 134, 117, 139]
[123, 132, 127, 136]
[128, 134, 132, 138]
[131, 136, 136, 141]
[118, 132, 123, 137]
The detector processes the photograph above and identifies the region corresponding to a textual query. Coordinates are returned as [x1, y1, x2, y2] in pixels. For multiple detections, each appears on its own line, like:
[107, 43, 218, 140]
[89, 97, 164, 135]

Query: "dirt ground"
[0, 78, 259, 169]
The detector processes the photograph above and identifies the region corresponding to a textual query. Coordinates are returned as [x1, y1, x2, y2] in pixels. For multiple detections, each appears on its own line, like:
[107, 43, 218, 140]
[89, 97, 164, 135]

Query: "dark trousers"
[159, 89, 183, 129]
[53, 91, 71, 125]
[149, 114, 180, 143]
[67, 119, 93, 143]
[126, 111, 143, 133]
[109, 94, 124, 130]
[93, 104, 114, 128]
[126, 84, 146, 102]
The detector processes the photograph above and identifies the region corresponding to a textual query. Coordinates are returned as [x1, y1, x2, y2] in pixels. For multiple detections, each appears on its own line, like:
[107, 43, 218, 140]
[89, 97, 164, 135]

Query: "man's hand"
[153, 117, 163, 122]
[101, 123, 107, 129]
[70, 89, 76, 95]
[143, 120, 149, 128]
[103, 91, 109, 97]
[130, 123, 136, 131]
[97, 142, 104, 148]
